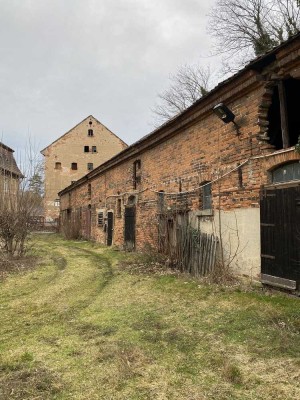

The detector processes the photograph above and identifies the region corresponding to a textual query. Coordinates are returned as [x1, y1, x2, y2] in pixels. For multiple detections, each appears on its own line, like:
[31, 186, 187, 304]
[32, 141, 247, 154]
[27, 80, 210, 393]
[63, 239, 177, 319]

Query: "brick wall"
[42, 115, 127, 221]
[60, 39, 300, 278]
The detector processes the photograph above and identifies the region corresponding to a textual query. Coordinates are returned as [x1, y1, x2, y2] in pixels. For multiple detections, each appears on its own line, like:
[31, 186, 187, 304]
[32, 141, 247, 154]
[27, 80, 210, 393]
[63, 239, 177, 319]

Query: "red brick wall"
[60, 43, 300, 251]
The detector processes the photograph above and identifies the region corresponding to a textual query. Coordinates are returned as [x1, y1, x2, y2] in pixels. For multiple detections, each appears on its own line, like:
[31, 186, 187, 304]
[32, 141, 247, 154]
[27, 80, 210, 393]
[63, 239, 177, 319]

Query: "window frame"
[197, 181, 213, 216]
[98, 211, 104, 227]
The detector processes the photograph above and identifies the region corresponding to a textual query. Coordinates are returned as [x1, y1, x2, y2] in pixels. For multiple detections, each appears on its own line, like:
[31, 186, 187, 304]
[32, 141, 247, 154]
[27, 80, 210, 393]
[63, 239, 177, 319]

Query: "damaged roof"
[0, 142, 23, 177]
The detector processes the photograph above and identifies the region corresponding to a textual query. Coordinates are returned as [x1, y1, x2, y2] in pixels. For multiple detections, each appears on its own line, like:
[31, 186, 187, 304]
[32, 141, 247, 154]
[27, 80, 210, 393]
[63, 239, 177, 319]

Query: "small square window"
[84, 146, 89, 153]
[92, 146, 97, 153]
[54, 199, 60, 207]
[87, 163, 93, 171]
[71, 163, 78, 170]
[88, 129, 94, 136]
[55, 162, 61, 169]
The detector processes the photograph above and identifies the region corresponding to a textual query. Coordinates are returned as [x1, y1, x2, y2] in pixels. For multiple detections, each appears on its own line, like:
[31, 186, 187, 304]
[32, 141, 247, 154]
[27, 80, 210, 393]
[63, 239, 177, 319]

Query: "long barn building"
[59, 33, 300, 291]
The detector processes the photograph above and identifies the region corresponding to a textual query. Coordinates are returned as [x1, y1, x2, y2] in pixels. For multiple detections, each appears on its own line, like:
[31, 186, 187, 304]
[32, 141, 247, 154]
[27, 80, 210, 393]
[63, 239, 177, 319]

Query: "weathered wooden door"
[260, 186, 300, 289]
[107, 211, 113, 246]
[82, 207, 91, 239]
[124, 207, 135, 250]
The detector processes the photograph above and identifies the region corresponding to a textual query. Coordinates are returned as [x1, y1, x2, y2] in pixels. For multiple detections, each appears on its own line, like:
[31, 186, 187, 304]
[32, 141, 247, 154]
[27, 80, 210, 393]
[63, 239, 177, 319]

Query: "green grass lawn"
[0, 234, 299, 400]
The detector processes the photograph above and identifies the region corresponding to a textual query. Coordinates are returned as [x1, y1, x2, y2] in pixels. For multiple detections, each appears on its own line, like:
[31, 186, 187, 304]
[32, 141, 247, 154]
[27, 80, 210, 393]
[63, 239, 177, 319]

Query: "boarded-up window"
[71, 163, 78, 170]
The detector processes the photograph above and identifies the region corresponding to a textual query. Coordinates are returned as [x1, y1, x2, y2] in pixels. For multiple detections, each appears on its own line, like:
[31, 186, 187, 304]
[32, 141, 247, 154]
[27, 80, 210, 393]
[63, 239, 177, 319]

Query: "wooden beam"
[278, 80, 290, 148]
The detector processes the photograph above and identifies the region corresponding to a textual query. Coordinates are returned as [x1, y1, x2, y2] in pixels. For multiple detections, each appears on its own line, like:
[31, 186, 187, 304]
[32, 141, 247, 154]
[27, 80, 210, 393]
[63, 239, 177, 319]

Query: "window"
[71, 162, 77, 170]
[84, 146, 89, 152]
[158, 191, 165, 212]
[117, 198, 122, 217]
[88, 129, 94, 136]
[98, 211, 104, 226]
[92, 146, 97, 153]
[133, 159, 141, 189]
[55, 162, 61, 170]
[272, 162, 300, 183]
[199, 181, 212, 211]
[54, 199, 60, 207]
[87, 163, 93, 171]
[87, 183, 91, 198]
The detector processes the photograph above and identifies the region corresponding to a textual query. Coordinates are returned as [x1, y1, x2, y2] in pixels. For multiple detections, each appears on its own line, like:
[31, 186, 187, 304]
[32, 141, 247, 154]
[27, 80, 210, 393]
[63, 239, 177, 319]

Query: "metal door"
[124, 207, 135, 250]
[260, 186, 300, 289]
[107, 212, 113, 246]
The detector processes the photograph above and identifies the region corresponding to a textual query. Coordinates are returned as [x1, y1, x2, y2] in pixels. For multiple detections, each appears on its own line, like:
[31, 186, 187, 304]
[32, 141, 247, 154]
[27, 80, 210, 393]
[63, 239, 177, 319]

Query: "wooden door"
[260, 186, 300, 289]
[124, 207, 135, 250]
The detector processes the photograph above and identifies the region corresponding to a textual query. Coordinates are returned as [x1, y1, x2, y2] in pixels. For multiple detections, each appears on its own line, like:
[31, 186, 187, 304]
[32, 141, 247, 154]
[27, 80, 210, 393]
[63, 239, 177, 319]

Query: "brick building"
[59, 34, 300, 290]
[41, 115, 127, 221]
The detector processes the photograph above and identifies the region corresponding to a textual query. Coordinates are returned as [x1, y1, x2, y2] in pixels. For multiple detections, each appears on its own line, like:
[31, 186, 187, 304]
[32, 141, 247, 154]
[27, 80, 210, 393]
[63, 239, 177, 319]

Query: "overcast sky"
[0, 0, 219, 157]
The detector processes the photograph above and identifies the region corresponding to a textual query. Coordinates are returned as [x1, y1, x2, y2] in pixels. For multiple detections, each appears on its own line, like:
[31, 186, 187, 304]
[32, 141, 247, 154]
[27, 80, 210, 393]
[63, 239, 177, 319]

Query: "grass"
[0, 234, 299, 399]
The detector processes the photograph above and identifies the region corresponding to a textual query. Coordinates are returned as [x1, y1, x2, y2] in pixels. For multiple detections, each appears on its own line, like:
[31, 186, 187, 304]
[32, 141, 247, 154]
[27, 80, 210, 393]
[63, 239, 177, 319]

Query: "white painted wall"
[189, 208, 261, 279]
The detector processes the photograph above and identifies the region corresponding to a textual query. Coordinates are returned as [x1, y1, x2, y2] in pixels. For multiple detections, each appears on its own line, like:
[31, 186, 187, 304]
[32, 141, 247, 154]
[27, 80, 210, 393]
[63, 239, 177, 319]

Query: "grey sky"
[0, 0, 218, 156]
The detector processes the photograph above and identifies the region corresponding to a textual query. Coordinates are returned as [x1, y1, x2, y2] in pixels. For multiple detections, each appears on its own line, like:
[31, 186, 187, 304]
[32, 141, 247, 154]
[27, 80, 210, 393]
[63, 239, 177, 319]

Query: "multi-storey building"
[41, 115, 127, 221]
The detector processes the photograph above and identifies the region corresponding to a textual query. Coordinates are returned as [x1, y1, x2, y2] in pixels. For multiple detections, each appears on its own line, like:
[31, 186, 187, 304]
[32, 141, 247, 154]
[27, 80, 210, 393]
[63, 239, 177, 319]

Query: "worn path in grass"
[0, 234, 299, 400]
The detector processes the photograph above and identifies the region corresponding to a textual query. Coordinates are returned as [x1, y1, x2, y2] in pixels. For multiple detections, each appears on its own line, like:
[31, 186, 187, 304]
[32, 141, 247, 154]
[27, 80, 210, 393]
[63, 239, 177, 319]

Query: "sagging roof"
[0, 142, 23, 177]
[59, 32, 300, 196]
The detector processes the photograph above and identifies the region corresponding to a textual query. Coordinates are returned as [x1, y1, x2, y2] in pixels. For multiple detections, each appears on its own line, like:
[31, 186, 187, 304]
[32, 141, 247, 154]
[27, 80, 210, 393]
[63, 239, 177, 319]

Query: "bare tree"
[208, 0, 300, 64]
[152, 64, 212, 124]
[0, 142, 43, 257]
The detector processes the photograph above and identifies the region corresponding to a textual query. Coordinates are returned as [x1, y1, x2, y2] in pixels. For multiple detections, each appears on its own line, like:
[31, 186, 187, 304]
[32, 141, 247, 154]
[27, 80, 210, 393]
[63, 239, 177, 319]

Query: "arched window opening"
[272, 162, 300, 183]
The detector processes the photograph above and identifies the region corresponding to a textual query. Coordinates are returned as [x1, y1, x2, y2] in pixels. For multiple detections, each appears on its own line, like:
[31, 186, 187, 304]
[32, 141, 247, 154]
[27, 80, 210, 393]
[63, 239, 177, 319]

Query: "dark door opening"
[260, 185, 300, 289]
[124, 207, 135, 250]
[107, 212, 113, 246]
[267, 78, 300, 149]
